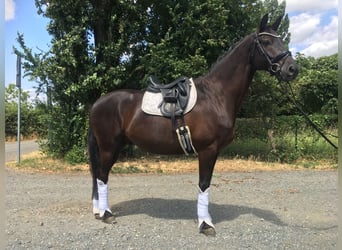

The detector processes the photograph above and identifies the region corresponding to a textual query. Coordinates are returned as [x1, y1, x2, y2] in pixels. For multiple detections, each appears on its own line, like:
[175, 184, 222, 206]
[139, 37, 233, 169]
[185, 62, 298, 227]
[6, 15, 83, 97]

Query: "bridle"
[252, 32, 292, 76]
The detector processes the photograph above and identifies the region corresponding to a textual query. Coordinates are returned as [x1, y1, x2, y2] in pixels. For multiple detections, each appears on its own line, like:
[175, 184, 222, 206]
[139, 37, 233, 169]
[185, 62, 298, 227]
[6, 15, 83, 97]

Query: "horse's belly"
[129, 134, 185, 155]
[125, 116, 185, 155]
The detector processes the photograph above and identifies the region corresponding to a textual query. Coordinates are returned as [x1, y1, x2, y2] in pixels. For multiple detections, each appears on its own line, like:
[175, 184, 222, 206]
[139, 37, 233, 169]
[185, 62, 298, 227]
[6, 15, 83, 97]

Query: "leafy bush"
[39, 104, 87, 159]
[64, 144, 88, 165]
[221, 115, 337, 163]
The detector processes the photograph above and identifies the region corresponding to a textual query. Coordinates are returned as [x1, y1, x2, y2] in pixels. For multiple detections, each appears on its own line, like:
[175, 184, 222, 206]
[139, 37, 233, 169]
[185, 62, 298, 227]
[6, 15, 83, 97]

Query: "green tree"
[297, 54, 338, 114]
[5, 84, 39, 139]
[141, 0, 262, 83]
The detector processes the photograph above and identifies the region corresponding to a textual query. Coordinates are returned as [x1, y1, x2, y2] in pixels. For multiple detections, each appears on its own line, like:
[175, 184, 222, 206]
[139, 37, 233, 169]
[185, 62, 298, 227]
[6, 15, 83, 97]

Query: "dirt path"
[5, 140, 39, 162]
[5, 167, 337, 249]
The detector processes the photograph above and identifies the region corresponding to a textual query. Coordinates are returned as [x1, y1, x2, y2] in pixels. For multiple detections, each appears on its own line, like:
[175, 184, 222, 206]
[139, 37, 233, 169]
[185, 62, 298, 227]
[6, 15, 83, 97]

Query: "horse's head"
[252, 14, 298, 81]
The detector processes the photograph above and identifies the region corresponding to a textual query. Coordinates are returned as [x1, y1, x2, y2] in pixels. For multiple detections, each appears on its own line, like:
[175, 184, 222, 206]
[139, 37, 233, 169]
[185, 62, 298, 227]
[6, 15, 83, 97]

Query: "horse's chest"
[216, 126, 235, 147]
[213, 116, 235, 146]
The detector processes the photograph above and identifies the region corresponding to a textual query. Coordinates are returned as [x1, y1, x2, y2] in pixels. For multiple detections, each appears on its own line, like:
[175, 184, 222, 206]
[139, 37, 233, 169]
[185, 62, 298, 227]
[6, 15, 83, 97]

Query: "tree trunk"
[90, 0, 117, 64]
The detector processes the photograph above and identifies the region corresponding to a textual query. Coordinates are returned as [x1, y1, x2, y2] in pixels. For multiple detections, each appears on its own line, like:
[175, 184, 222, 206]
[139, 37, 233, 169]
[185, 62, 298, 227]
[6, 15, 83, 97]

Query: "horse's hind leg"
[87, 128, 101, 218]
[88, 129, 122, 224]
[197, 147, 218, 236]
[94, 149, 119, 224]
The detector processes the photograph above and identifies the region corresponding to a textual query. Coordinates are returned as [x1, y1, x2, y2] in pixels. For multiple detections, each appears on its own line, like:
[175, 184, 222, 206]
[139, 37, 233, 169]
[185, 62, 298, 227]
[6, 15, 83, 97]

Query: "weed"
[111, 164, 146, 174]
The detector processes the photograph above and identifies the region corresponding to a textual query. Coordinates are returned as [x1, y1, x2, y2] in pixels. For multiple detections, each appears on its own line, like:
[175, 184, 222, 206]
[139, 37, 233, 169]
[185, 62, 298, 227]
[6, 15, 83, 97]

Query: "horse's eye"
[262, 39, 272, 46]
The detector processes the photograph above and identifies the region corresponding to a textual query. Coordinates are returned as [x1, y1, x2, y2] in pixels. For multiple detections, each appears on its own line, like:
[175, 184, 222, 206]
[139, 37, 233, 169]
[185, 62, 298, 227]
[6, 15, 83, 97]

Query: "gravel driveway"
[5, 168, 337, 249]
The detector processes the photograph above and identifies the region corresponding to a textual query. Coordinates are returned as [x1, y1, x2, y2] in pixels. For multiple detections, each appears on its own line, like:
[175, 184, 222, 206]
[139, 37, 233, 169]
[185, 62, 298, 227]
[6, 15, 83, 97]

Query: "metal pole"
[17, 87, 21, 163]
[295, 118, 298, 151]
[16, 55, 21, 163]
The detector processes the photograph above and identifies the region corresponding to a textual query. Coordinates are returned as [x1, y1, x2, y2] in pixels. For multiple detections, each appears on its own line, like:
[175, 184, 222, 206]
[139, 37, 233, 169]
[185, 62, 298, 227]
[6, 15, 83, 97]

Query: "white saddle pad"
[141, 78, 197, 116]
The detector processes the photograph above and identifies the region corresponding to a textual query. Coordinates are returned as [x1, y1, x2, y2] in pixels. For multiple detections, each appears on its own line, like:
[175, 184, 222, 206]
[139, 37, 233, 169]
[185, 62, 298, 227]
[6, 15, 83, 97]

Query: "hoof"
[96, 210, 117, 224]
[199, 222, 216, 237]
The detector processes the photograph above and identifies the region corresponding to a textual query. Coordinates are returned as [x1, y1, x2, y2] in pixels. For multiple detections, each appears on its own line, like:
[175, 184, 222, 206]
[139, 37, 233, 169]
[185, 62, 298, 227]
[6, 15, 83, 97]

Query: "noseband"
[252, 32, 291, 75]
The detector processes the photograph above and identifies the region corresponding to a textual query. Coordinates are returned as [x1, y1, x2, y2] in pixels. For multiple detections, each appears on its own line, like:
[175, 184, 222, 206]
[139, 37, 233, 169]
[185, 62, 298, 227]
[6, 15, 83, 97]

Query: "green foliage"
[64, 143, 88, 165]
[5, 84, 45, 139]
[222, 116, 337, 163]
[295, 54, 338, 114]
[239, 52, 338, 149]
[39, 104, 87, 158]
[141, 0, 258, 83]
[223, 138, 270, 159]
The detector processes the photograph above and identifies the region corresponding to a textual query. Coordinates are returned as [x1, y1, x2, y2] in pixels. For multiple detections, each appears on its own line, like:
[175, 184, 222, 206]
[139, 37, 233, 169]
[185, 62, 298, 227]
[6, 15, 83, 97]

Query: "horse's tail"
[87, 127, 99, 200]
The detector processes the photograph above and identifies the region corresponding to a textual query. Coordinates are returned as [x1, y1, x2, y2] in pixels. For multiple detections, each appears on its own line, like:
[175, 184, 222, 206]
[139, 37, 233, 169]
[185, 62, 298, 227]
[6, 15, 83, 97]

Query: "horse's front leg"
[197, 148, 218, 236]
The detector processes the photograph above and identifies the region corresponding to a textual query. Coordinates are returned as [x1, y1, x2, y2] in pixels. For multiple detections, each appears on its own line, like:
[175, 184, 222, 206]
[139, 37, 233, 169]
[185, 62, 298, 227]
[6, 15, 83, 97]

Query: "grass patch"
[302, 161, 318, 169]
[6, 152, 164, 174]
[220, 130, 337, 165]
[220, 138, 270, 160]
[6, 152, 89, 173]
[6, 151, 336, 174]
[111, 164, 148, 174]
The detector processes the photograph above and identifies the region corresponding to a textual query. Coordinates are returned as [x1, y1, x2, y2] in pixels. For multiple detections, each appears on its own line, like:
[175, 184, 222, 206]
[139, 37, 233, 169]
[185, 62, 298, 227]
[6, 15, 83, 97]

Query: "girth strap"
[176, 125, 197, 155]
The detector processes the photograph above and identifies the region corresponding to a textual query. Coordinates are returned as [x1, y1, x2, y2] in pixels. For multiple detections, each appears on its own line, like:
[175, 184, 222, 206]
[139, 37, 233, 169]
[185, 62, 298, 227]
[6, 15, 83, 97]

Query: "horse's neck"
[208, 35, 255, 86]
[206, 35, 255, 108]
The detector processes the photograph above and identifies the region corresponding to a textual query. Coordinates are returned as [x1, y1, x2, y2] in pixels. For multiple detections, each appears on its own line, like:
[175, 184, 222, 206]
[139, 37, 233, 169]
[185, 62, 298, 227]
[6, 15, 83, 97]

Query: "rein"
[253, 32, 292, 76]
[282, 80, 338, 149]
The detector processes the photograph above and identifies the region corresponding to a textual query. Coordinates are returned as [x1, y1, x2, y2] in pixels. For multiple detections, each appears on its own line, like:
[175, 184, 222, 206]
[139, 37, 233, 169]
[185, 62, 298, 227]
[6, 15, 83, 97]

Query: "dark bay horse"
[88, 14, 298, 236]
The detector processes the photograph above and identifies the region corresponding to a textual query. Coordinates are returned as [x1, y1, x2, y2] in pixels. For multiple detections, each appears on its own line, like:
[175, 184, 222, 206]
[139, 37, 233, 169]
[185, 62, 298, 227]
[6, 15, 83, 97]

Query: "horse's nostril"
[288, 64, 298, 75]
[289, 65, 294, 73]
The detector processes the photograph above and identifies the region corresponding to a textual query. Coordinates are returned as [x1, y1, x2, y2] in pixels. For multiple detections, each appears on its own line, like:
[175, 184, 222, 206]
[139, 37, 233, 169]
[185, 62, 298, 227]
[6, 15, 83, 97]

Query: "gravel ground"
[5, 168, 337, 249]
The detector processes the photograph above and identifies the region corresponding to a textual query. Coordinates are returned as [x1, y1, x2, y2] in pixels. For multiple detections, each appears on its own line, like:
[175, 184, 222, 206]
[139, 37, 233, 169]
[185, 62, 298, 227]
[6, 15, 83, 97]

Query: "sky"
[4, 0, 339, 92]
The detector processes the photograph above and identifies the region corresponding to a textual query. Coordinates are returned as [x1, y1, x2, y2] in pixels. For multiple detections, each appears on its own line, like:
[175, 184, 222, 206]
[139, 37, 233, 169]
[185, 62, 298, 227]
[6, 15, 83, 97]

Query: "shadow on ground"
[111, 198, 286, 226]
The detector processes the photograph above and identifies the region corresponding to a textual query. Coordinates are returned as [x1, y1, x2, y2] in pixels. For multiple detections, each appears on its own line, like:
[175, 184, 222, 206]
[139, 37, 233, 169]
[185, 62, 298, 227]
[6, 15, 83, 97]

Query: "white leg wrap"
[197, 186, 215, 228]
[97, 179, 112, 217]
[93, 198, 99, 215]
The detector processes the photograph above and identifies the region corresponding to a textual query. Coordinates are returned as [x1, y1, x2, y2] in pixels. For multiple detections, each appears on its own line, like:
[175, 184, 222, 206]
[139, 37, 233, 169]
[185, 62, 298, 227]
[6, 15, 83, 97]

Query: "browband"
[258, 32, 281, 38]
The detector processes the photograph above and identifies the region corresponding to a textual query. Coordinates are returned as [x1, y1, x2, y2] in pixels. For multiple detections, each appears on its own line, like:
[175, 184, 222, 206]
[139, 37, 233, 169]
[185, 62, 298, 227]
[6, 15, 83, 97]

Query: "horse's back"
[89, 90, 143, 140]
[90, 89, 142, 118]
[91, 89, 142, 110]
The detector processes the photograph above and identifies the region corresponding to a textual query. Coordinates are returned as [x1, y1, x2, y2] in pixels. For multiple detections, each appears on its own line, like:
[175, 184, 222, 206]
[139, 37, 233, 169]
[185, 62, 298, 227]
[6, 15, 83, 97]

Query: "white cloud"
[289, 13, 338, 57]
[279, 0, 337, 12]
[301, 40, 338, 58]
[5, 0, 15, 21]
[300, 15, 338, 57]
[289, 13, 321, 44]
[281, 0, 338, 58]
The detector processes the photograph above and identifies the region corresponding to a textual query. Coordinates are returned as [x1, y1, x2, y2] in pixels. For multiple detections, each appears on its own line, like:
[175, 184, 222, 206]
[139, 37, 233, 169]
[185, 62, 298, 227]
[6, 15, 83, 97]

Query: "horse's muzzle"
[279, 61, 298, 82]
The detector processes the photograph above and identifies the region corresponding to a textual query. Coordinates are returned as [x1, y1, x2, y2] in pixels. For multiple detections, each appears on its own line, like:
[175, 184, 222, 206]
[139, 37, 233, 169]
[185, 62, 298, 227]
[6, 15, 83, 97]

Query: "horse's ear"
[272, 15, 283, 31]
[259, 13, 269, 32]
